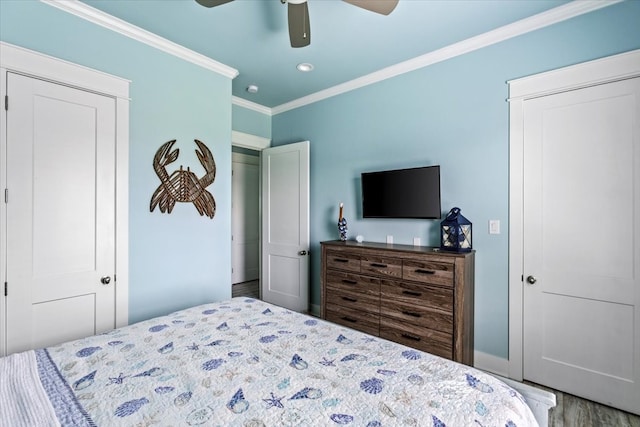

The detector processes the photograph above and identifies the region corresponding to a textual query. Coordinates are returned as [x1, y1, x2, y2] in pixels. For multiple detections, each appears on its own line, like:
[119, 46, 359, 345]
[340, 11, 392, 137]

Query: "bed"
[1, 298, 541, 426]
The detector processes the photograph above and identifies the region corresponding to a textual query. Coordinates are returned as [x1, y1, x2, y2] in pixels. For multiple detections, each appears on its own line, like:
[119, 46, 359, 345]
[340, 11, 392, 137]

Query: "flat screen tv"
[362, 165, 441, 219]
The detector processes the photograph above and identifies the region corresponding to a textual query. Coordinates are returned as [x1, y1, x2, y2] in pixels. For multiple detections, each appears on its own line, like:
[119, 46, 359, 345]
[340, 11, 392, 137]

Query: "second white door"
[261, 141, 310, 312]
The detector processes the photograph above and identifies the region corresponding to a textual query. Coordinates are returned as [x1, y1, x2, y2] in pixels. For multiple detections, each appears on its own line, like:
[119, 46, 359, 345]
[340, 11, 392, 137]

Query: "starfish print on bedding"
[108, 373, 128, 385]
[187, 343, 199, 351]
[263, 392, 285, 409]
[319, 357, 335, 367]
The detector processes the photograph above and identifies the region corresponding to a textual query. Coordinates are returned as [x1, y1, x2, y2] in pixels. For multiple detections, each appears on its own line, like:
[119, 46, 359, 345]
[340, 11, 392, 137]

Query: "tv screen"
[362, 165, 441, 219]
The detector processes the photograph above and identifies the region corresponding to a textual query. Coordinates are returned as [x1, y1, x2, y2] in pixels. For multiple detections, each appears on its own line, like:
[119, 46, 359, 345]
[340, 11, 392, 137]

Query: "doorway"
[229, 133, 311, 312]
[232, 149, 260, 299]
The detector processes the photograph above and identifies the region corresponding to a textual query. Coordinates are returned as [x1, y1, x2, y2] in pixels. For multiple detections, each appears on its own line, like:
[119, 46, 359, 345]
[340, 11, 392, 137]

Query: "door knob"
[101, 276, 111, 285]
[526, 275, 537, 285]
[298, 250, 308, 256]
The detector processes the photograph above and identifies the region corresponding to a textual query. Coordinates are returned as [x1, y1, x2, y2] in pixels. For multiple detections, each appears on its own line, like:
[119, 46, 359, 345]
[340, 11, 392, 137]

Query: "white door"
[261, 141, 309, 312]
[232, 152, 260, 284]
[5, 72, 116, 354]
[522, 77, 640, 413]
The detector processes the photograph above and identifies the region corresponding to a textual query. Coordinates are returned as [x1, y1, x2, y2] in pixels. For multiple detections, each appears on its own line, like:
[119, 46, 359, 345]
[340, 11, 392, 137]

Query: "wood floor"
[232, 279, 260, 299]
[231, 281, 638, 426]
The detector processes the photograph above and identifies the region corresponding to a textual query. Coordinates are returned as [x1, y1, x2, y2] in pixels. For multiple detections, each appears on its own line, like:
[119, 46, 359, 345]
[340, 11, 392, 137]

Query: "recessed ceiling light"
[296, 63, 314, 72]
[246, 84, 259, 93]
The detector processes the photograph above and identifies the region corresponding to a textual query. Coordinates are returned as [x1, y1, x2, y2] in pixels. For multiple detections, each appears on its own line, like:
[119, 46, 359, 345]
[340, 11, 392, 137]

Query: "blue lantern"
[440, 207, 472, 252]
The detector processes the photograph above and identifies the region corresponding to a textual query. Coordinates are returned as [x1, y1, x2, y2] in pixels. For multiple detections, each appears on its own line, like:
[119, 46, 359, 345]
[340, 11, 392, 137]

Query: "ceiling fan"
[195, 0, 399, 48]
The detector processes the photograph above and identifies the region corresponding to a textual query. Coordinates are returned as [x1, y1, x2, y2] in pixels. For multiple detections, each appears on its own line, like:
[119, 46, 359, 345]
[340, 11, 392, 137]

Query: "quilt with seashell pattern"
[1, 298, 538, 426]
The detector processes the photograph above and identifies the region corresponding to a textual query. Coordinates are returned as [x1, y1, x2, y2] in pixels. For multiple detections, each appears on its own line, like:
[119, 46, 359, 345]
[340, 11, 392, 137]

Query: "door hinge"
[4, 282, 7, 297]
[4, 189, 7, 203]
[521, 274, 524, 282]
[4, 95, 7, 111]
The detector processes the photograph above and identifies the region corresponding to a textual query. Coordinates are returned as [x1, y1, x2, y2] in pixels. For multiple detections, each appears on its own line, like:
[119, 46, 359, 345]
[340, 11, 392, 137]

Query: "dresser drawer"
[402, 259, 454, 287]
[326, 285, 380, 315]
[326, 250, 361, 272]
[380, 280, 453, 313]
[326, 305, 379, 336]
[361, 256, 402, 278]
[379, 292, 453, 335]
[380, 317, 452, 359]
[326, 271, 379, 297]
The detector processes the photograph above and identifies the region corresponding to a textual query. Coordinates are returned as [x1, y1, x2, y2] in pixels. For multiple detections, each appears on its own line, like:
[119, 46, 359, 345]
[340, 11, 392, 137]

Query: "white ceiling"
[76, 0, 583, 110]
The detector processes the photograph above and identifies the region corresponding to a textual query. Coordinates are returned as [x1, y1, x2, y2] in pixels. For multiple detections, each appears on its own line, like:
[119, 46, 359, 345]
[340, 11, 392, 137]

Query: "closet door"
[5, 72, 116, 354]
[522, 77, 640, 414]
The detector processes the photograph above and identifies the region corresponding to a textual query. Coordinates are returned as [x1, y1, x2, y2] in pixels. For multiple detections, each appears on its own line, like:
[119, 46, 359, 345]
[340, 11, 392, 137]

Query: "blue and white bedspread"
[1, 298, 538, 426]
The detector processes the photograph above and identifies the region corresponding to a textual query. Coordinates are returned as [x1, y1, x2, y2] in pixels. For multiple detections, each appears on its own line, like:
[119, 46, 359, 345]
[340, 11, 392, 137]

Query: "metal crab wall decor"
[150, 139, 216, 218]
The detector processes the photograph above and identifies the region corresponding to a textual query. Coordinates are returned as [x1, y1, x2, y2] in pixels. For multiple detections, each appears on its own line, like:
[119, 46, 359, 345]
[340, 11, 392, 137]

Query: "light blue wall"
[232, 104, 271, 139]
[272, 1, 640, 359]
[1, 1, 233, 323]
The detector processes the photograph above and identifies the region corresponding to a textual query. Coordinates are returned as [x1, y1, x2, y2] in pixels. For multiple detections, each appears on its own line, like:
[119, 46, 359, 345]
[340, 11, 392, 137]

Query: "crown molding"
[42, 0, 622, 115]
[41, 0, 238, 79]
[271, 0, 622, 115]
[232, 96, 273, 116]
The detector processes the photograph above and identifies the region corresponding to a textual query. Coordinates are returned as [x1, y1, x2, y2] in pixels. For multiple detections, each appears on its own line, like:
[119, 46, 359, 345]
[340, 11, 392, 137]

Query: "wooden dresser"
[320, 240, 474, 365]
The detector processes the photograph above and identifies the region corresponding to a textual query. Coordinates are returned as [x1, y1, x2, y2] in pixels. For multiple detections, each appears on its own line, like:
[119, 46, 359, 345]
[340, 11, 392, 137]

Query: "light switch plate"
[386, 235, 393, 244]
[489, 220, 500, 234]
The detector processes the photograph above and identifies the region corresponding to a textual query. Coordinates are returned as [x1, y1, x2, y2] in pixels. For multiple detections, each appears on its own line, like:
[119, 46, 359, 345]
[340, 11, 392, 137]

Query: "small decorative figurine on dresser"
[338, 202, 348, 241]
[440, 207, 472, 252]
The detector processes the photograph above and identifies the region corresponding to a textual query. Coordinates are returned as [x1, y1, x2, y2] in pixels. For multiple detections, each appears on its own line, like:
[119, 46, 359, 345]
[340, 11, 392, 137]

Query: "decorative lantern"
[440, 207, 472, 252]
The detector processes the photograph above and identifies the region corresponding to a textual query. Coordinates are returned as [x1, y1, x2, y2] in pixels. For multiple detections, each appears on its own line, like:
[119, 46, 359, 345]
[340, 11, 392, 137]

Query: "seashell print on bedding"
[32, 298, 538, 427]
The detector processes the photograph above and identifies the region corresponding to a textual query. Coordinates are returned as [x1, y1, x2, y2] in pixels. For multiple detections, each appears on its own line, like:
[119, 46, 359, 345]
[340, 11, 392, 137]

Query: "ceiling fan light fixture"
[246, 84, 259, 93]
[296, 63, 314, 72]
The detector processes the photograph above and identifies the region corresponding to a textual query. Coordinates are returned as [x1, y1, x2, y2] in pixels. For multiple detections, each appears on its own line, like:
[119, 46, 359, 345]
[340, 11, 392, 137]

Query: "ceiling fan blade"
[343, 0, 399, 15]
[195, 0, 234, 8]
[288, 1, 311, 48]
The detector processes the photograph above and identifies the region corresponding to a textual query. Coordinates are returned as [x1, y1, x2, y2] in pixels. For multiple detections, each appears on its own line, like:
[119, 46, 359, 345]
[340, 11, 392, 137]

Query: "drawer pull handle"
[341, 316, 357, 323]
[333, 258, 349, 263]
[415, 269, 435, 275]
[401, 333, 421, 342]
[402, 290, 422, 297]
[370, 263, 387, 268]
[342, 296, 357, 303]
[402, 310, 421, 318]
[342, 279, 357, 285]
